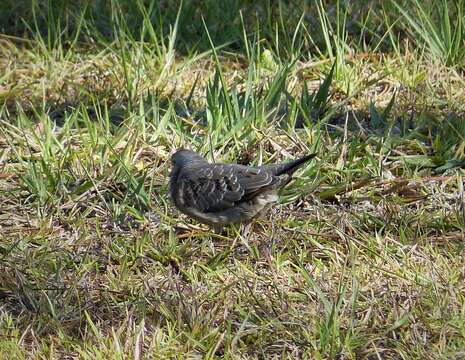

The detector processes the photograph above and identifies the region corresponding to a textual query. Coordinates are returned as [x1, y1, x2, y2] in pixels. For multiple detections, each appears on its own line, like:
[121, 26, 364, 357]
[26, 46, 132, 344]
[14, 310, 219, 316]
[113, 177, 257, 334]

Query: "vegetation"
[0, 0, 464, 358]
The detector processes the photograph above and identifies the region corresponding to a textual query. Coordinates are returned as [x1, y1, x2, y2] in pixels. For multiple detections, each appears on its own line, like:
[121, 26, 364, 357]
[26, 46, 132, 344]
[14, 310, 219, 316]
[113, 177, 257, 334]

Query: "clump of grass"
[393, 0, 465, 68]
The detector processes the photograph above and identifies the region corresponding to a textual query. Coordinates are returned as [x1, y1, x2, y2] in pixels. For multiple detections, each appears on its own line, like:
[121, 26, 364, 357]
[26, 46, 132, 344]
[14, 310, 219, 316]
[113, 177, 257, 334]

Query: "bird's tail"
[266, 153, 317, 176]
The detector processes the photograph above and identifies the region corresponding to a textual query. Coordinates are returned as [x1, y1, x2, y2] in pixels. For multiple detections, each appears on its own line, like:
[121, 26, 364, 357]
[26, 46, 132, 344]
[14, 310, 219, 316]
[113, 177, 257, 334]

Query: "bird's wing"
[177, 164, 282, 212]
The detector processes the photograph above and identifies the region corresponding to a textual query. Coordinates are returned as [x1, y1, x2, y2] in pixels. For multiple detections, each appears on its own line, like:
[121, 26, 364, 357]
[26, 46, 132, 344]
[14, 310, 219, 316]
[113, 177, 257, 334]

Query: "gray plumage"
[169, 149, 315, 231]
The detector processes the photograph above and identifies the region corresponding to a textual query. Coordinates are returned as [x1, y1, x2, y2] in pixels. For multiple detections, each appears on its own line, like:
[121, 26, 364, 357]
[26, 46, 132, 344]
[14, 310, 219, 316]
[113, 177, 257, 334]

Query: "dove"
[169, 149, 315, 232]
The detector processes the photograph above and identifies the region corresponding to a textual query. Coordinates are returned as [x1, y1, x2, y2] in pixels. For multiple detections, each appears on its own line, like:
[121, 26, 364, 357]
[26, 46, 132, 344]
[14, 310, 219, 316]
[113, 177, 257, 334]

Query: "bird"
[169, 149, 316, 232]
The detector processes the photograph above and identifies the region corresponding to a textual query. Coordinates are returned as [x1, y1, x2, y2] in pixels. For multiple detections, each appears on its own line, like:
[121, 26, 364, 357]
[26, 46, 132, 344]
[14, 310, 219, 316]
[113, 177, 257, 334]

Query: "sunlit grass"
[1, 0, 465, 358]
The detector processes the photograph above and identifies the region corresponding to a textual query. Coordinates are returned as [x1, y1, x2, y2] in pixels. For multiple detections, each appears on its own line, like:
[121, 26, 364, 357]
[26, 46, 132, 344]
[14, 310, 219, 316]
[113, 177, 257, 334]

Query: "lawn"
[0, 0, 465, 358]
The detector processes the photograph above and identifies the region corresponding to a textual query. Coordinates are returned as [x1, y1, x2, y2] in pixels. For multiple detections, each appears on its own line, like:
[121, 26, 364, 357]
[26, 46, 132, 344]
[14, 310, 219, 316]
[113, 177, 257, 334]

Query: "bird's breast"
[254, 191, 279, 207]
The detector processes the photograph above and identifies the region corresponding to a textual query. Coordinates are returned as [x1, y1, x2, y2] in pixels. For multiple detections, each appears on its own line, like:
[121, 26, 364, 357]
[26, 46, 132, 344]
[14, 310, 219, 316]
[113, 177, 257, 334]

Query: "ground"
[0, 1, 465, 359]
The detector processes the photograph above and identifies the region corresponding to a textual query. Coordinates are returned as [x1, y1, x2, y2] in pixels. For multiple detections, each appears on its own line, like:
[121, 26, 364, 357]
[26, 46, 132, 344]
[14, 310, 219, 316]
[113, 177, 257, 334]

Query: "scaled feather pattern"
[169, 149, 315, 231]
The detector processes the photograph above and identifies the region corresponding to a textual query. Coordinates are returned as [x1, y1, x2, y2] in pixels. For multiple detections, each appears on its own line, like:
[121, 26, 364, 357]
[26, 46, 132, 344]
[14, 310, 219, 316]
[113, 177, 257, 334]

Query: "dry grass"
[1, 1, 465, 358]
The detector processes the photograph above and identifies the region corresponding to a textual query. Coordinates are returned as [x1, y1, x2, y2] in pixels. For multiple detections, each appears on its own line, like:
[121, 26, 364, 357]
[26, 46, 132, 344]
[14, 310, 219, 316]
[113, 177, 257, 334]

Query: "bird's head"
[170, 149, 205, 169]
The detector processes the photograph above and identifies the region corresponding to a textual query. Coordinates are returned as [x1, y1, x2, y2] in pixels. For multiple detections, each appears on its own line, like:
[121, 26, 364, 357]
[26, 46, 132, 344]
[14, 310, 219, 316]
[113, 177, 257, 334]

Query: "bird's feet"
[240, 222, 253, 239]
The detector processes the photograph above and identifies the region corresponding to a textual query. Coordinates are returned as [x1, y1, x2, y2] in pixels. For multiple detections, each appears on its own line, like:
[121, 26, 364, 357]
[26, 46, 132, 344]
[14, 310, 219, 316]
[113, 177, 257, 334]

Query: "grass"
[1, 0, 465, 358]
